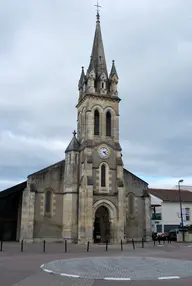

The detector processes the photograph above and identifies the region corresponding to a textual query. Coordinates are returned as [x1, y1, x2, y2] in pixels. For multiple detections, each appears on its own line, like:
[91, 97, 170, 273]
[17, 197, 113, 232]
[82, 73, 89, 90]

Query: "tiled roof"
[149, 188, 192, 202]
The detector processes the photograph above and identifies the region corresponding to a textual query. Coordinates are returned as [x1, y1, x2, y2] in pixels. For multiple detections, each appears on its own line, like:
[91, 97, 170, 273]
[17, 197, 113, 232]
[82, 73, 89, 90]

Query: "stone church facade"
[18, 12, 151, 244]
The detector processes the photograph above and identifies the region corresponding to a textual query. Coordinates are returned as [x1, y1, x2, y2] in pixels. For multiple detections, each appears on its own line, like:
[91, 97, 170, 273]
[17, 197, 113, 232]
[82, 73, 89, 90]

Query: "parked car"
[157, 233, 169, 241]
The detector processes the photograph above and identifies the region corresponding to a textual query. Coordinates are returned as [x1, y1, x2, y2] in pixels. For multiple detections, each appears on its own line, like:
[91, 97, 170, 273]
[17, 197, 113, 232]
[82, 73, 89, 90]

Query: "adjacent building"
[149, 188, 192, 233]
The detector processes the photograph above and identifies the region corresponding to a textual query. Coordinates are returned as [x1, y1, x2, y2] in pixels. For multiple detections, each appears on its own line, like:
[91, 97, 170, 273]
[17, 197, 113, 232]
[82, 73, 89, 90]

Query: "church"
[0, 11, 151, 244]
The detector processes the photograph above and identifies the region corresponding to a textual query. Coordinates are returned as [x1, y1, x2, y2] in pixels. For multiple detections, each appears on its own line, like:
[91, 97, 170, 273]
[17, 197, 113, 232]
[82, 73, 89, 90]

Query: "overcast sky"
[0, 0, 192, 190]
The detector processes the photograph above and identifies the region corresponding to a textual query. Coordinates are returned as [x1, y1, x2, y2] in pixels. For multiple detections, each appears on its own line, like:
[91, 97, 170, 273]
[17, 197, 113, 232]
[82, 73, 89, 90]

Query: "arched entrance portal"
[93, 206, 110, 243]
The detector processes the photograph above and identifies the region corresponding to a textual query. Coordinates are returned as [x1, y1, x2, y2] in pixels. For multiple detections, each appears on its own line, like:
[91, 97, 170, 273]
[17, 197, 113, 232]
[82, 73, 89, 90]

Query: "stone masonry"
[18, 11, 151, 244]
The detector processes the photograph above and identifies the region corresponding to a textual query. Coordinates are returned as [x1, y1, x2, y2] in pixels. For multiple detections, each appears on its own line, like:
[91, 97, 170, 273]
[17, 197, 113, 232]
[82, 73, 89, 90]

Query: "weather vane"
[94, 0, 101, 21]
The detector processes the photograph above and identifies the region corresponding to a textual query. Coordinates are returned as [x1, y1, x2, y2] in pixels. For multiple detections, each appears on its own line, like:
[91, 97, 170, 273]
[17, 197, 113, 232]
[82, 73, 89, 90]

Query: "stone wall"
[27, 161, 65, 241]
[20, 186, 35, 242]
[124, 169, 149, 241]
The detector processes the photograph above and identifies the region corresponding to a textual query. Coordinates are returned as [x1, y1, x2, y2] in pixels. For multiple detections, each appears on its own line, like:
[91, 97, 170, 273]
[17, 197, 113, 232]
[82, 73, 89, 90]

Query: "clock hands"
[99, 147, 109, 158]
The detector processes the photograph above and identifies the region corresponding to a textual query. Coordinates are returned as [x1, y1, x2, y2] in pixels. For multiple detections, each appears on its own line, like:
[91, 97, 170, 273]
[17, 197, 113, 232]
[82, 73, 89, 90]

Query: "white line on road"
[60, 273, 80, 278]
[158, 276, 180, 280]
[104, 277, 131, 281]
[43, 269, 53, 274]
[40, 264, 44, 268]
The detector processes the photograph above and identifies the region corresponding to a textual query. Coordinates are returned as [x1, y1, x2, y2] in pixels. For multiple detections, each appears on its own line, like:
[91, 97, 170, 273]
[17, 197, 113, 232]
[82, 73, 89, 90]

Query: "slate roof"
[65, 135, 80, 153]
[78, 66, 85, 90]
[87, 13, 108, 77]
[149, 188, 192, 203]
[109, 60, 118, 79]
[0, 181, 27, 199]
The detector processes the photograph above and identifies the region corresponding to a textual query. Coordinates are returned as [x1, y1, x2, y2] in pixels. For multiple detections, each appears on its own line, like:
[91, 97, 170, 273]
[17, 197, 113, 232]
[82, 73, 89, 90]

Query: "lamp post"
[178, 179, 184, 241]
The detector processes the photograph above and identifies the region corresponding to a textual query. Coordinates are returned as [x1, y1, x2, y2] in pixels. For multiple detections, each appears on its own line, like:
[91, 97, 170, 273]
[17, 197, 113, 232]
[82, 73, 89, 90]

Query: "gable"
[123, 168, 148, 186]
[28, 160, 65, 179]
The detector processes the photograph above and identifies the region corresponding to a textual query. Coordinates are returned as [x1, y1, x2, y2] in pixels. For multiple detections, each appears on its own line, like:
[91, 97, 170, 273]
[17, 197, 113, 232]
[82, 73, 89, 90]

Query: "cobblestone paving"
[42, 256, 192, 280]
[1, 242, 192, 285]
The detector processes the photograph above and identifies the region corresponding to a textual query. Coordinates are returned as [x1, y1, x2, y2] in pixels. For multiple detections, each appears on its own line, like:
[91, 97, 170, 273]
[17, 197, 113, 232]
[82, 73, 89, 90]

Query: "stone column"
[144, 195, 152, 241]
[62, 193, 78, 243]
[117, 163, 125, 243]
[78, 184, 93, 244]
[78, 184, 86, 243]
[20, 186, 36, 243]
[85, 185, 93, 243]
[118, 186, 125, 243]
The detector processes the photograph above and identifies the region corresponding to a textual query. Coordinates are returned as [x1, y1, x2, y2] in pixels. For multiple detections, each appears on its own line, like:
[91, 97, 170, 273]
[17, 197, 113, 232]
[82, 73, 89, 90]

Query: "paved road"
[1, 241, 192, 285]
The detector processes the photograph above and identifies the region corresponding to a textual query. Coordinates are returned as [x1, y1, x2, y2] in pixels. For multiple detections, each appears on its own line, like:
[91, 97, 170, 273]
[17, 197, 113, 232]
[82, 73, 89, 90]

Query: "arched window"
[45, 190, 52, 214]
[101, 164, 106, 187]
[106, 111, 111, 136]
[94, 109, 100, 135]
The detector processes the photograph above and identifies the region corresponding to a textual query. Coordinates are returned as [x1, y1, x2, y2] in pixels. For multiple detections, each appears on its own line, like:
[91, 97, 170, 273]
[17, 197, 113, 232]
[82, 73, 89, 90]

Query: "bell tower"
[77, 6, 125, 243]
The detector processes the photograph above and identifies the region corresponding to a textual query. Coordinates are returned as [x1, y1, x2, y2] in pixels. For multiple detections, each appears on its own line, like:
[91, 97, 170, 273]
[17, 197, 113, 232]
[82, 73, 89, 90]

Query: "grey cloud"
[0, 0, 192, 189]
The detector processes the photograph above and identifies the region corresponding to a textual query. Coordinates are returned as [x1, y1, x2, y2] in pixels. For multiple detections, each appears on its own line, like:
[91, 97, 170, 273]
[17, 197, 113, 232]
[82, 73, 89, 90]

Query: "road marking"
[60, 273, 80, 278]
[40, 264, 44, 268]
[104, 277, 131, 281]
[187, 245, 192, 248]
[158, 276, 180, 280]
[43, 269, 53, 274]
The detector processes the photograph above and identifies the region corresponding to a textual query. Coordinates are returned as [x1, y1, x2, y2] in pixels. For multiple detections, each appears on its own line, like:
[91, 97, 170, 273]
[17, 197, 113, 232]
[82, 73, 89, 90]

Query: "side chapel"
[1, 10, 151, 244]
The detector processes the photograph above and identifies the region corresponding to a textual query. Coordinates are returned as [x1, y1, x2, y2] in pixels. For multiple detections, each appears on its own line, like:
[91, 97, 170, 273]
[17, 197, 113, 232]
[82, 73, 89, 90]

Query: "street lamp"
[178, 179, 184, 241]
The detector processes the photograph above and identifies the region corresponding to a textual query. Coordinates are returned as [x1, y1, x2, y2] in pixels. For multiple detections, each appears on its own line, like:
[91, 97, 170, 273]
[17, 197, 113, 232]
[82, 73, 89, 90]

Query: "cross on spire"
[73, 130, 77, 136]
[94, 0, 101, 22]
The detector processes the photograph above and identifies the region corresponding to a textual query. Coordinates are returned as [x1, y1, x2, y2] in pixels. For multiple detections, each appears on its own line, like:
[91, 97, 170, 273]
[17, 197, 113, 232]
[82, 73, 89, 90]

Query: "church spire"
[109, 60, 118, 79]
[87, 4, 108, 78]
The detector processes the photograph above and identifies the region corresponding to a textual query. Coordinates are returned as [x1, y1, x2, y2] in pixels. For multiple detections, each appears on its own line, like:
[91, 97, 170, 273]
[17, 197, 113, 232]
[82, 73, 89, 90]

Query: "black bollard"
[153, 238, 155, 246]
[21, 240, 23, 252]
[132, 239, 135, 249]
[142, 238, 144, 248]
[105, 240, 108, 251]
[121, 239, 123, 251]
[43, 240, 46, 252]
[65, 239, 67, 253]
[87, 241, 90, 252]
[0, 241, 3, 252]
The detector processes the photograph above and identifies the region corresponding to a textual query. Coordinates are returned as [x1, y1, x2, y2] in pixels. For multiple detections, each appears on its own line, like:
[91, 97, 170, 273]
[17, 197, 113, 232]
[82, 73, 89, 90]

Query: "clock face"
[99, 147, 110, 159]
